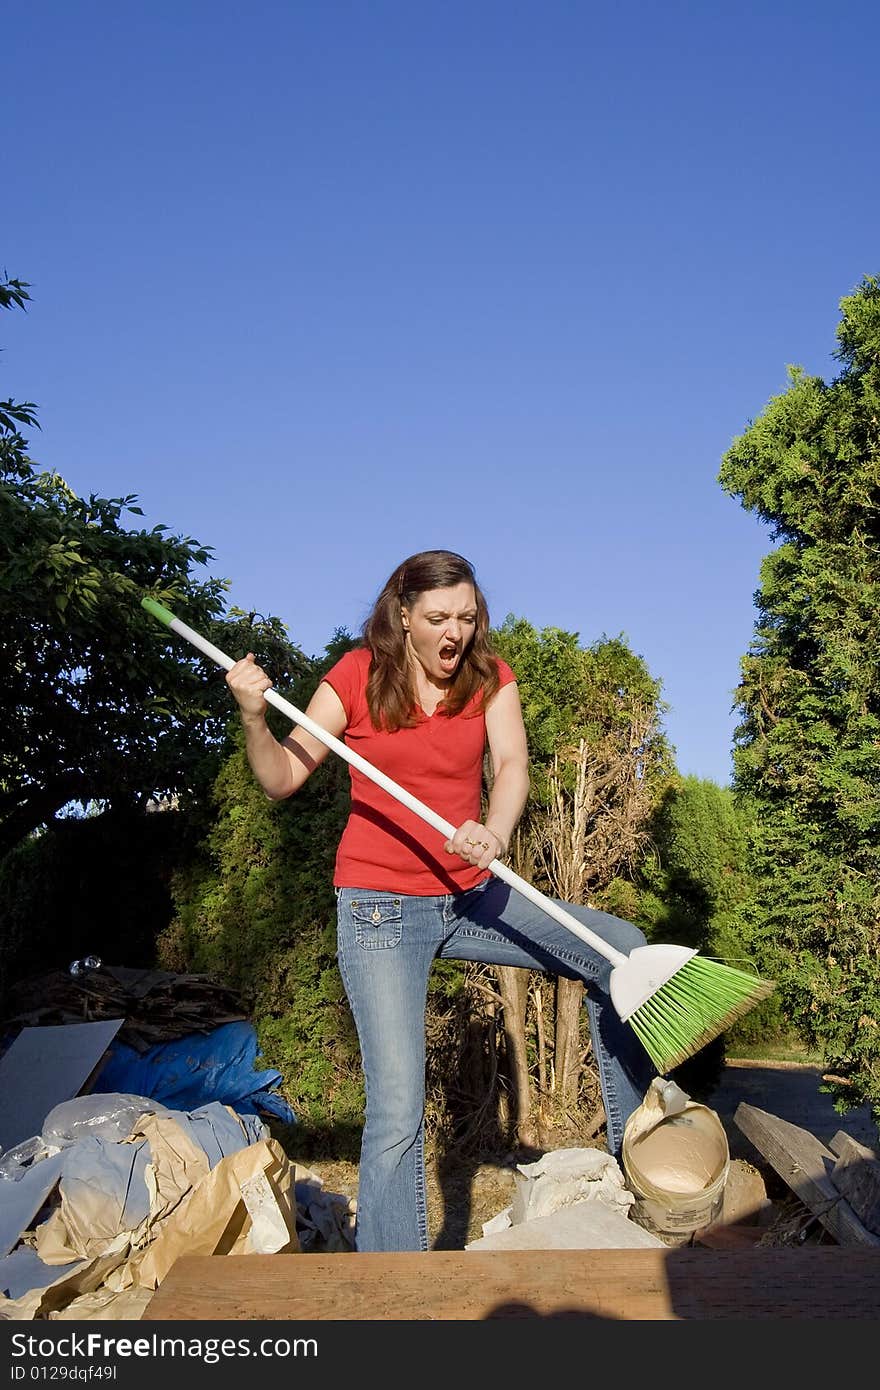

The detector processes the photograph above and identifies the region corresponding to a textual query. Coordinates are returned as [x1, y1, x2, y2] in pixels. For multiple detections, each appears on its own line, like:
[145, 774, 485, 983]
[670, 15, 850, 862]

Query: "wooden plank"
[829, 1131, 880, 1235]
[141, 1248, 880, 1321]
[734, 1103, 880, 1248]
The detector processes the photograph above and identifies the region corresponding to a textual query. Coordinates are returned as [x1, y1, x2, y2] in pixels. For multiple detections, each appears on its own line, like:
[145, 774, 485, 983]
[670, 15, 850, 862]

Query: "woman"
[226, 549, 654, 1252]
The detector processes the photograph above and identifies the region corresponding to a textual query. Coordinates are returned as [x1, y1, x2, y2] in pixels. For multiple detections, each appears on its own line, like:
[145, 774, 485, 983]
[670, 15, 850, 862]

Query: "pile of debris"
[728, 1103, 880, 1250]
[0, 963, 356, 1320]
[0, 1092, 355, 1320]
[460, 1105, 880, 1255]
[1, 964, 247, 1051]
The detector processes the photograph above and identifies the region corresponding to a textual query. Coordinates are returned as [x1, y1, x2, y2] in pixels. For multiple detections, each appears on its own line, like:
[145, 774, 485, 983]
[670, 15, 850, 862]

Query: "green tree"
[719, 275, 880, 1117]
[637, 775, 753, 951]
[0, 275, 238, 856]
[635, 777, 785, 1057]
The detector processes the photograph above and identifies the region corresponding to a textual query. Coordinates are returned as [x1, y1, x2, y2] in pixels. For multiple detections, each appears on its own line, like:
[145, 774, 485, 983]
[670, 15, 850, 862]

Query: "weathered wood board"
[734, 1103, 880, 1247]
[830, 1130, 880, 1236]
[141, 1248, 880, 1321]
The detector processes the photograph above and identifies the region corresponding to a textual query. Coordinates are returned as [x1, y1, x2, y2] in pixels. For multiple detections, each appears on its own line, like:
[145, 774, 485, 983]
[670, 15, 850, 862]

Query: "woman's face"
[401, 582, 477, 684]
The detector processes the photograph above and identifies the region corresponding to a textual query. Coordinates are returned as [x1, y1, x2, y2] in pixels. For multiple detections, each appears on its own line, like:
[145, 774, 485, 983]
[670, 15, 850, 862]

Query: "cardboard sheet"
[0, 1019, 124, 1152]
[0, 1153, 66, 1259]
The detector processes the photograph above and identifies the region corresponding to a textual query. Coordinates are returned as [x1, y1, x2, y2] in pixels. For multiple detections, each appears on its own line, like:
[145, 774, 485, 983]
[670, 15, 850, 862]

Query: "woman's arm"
[226, 654, 347, 799]
[445, 680, 530, 868]
[483, 680, 530, 854]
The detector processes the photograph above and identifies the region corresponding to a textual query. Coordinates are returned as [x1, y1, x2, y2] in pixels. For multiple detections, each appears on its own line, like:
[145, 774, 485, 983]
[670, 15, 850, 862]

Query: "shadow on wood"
[141, 1248, 880, 1321]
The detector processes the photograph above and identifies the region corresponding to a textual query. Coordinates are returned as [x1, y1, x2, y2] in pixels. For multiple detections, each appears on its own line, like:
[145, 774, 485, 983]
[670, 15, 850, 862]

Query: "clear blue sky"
[5, 1, 878, 785]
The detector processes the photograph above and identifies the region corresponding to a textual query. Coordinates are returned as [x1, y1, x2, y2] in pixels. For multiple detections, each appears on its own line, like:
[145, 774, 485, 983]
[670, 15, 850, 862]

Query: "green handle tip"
[141, 596, 177, 626]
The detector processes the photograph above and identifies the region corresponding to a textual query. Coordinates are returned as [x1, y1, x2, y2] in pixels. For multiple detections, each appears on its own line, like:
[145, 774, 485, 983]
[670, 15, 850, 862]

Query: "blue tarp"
[92, 1021, 295, 1124]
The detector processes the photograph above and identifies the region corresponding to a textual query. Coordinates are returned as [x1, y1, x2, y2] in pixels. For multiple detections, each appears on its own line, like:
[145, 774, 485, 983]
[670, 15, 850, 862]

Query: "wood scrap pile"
[732, 1103, 880, 1249]
[0, 965, 247, 1051]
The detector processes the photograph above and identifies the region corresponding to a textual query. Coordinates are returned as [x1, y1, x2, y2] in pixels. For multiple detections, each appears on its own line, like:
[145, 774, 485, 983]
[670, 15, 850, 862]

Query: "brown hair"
[362, 550, 500, 731]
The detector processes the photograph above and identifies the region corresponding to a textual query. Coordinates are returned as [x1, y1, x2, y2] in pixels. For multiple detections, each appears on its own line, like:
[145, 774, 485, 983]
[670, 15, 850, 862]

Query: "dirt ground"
[299, 1147, 825, 1251]
[295, 1151, 517, 1248]
[296, 1057, 879, 1252]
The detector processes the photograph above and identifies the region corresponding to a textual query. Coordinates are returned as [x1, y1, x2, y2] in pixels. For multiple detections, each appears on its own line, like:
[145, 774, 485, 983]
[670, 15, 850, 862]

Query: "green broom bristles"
[628, 956, 774, 1074]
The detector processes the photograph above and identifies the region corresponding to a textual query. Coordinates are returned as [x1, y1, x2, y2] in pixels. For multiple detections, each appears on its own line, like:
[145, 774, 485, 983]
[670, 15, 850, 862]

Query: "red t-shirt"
[322, 647, 517, 895]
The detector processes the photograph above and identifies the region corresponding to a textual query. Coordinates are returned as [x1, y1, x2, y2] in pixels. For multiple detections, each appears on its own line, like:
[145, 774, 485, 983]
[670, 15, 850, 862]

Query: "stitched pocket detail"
[350, 896, 403, 949]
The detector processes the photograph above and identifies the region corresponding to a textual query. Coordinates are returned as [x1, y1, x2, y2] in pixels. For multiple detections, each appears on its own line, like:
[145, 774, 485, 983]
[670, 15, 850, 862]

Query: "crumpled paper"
[114, 1137, 297, 1293]
[622, 1077, 691, 1143]
[293, 1172, 356, 1252]
[1, 1113, 299, 1321]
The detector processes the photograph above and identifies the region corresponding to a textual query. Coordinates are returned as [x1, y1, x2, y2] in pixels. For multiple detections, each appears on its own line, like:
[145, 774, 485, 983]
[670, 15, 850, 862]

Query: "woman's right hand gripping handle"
[224, 652, 299, 799]
[225, 651, 273, 720]
[224, 657, 345, 800]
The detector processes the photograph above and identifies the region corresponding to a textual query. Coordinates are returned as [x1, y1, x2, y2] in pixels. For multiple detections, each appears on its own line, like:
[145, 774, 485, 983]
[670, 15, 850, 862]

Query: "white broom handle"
[164, 610, 629, 968]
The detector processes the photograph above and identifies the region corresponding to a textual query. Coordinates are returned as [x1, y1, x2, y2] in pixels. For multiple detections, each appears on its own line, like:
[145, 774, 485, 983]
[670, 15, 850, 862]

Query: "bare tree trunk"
[554, 975, 584, 1105]
[465, 1017, 486, 1099]
[495, 963, 537, 1148]
[534, 983, 547, 1098]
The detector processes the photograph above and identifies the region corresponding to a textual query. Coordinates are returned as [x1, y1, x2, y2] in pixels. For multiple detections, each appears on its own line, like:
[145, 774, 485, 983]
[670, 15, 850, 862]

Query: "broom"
[141, 596, 773, 1074]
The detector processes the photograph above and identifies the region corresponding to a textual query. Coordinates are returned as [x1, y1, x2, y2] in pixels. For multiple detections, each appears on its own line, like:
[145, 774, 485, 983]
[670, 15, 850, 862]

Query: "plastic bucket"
[622, 1096, 729, 1237]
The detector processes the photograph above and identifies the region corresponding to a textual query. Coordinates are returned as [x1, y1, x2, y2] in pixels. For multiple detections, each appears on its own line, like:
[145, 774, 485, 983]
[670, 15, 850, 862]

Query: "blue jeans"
[335, 877, 655, 1252]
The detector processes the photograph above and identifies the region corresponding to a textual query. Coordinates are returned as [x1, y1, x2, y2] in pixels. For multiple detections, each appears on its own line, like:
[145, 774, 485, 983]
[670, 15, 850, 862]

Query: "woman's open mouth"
[438, 643, 459, 673]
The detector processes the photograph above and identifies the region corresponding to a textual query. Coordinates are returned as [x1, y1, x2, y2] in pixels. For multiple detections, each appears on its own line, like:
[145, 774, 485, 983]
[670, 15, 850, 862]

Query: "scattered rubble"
[1, 962, 877, 1321]
[1, 965, 247, 1052]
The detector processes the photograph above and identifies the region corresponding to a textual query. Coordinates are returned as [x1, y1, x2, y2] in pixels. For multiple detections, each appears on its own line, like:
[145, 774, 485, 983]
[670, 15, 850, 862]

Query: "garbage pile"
[0, 963, 356, 1319]
[1, 1095, 296, 1319]
[1, 962, 248, 1051]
